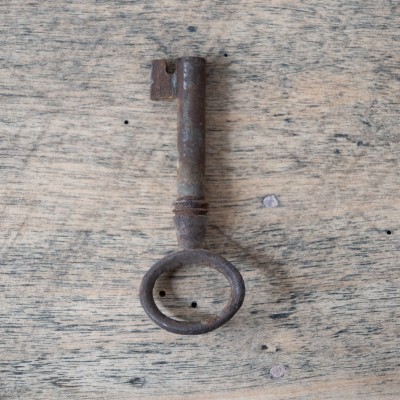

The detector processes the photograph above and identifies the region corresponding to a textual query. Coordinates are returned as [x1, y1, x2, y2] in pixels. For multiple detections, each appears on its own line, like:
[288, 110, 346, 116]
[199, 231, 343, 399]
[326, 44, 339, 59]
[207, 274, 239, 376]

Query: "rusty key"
[139, 57, 245, 335]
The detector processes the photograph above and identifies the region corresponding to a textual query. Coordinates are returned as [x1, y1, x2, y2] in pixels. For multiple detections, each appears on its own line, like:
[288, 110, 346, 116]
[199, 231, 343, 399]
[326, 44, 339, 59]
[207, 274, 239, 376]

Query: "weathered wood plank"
[1, 0, 399, 399]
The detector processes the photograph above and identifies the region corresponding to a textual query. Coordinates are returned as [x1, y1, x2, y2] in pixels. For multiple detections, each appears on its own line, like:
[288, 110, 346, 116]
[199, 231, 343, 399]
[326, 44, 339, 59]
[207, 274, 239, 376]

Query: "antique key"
[139, 57, 245, 335]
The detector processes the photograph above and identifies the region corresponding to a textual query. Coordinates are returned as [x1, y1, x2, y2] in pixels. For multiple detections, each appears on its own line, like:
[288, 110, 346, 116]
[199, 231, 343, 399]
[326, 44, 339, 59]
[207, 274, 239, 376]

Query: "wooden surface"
[1, 1, 399, 399]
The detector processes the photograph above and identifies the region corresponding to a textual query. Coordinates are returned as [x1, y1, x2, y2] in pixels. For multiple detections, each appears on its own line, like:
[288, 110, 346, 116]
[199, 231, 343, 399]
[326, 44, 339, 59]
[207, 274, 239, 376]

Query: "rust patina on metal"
[140, 57, 245, 335]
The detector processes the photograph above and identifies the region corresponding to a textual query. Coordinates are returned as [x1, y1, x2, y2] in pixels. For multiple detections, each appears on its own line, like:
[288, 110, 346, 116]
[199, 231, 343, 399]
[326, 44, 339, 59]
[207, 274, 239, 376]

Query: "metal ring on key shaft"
[140, 57, 245, 335]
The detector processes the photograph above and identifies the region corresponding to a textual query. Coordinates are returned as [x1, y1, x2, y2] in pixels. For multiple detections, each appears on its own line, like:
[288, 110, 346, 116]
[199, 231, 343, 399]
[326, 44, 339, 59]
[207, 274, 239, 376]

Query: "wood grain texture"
[1, 1, 399, 399]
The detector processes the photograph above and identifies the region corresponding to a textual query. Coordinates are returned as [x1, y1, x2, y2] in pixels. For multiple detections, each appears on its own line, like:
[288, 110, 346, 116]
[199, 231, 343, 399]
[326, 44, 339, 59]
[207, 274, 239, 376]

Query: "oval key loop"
[139, 250, 245, 335]
[140, 57, 245, 334]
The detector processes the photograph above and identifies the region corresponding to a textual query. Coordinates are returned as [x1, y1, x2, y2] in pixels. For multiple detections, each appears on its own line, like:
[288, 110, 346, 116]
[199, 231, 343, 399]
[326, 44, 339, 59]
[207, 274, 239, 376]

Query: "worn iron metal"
[140, 249, 245, 335]
[140, 57, 245, 335]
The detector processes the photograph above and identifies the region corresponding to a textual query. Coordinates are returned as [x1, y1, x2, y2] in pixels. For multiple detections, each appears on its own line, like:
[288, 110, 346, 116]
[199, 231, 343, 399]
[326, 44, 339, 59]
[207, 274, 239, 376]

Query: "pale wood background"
[1, 1, 399, 399]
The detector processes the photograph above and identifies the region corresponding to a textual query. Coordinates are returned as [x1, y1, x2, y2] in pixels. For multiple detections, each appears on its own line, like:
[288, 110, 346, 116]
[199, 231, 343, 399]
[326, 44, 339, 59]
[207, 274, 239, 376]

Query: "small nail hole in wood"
[165, 61, 176, 74]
